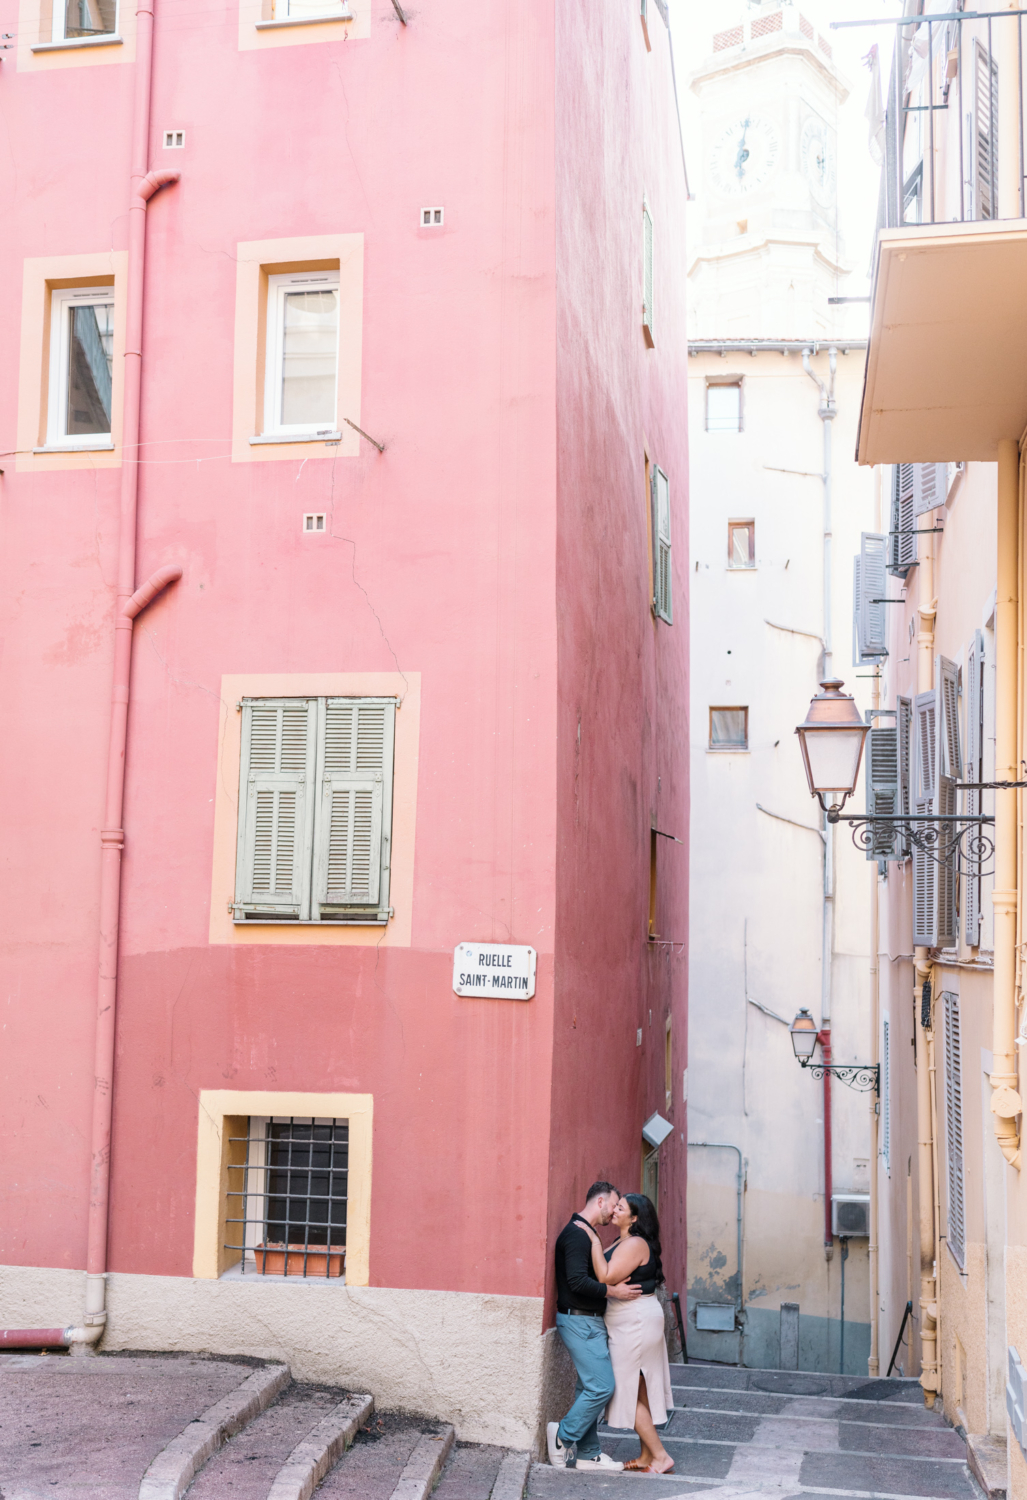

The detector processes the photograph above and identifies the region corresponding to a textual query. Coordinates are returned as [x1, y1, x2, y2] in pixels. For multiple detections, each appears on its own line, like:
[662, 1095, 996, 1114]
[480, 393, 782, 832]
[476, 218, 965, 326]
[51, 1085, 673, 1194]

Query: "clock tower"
[688, 1, 851, 339]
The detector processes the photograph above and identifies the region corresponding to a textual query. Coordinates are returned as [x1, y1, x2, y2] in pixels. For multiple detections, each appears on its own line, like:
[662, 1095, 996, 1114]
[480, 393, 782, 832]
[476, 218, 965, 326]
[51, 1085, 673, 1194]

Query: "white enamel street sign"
[453, 943, 537, 1000]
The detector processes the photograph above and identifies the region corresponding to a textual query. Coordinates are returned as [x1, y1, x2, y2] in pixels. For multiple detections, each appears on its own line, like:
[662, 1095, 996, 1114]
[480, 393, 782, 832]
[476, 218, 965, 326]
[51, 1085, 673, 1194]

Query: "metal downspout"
[868, 466, 882, 1377]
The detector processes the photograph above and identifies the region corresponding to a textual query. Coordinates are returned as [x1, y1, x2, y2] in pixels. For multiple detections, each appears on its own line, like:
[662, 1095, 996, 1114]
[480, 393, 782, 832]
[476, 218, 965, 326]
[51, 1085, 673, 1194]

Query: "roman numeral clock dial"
[709, 115, 780, 196]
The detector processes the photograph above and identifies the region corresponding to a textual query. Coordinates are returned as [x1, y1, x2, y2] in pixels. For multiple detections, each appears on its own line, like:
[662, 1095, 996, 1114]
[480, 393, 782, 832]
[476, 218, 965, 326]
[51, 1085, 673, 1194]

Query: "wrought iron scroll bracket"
[798, 1060, 881, 1095]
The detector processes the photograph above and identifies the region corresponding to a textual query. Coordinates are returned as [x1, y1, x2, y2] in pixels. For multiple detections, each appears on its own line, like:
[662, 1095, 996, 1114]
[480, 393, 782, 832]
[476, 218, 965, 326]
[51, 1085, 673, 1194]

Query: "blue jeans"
[555, 1312, 616, 1460]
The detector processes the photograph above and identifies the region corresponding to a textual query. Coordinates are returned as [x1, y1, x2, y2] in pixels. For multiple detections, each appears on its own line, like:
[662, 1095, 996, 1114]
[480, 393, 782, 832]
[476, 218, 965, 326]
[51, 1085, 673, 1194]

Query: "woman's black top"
[605, 1238, 662, 1295]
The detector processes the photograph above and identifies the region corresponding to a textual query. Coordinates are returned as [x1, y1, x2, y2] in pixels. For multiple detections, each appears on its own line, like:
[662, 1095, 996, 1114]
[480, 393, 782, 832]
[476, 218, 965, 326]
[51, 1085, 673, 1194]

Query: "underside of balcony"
[857, 218, 1027, 465]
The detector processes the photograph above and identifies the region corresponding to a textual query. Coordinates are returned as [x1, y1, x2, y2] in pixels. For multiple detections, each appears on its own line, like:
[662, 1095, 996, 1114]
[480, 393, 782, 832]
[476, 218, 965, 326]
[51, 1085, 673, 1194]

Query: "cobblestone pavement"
[0, 1352, 978, 1499]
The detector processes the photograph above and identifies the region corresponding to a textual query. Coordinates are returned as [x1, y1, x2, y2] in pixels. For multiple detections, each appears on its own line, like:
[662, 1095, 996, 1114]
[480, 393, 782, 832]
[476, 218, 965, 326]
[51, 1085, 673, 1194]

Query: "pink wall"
[0, 0, 687, 1309]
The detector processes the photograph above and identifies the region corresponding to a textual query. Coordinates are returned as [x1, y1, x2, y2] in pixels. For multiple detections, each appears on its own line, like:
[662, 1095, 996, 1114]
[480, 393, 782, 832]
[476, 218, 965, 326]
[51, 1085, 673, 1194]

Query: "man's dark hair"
[584, 1180, 618, 1203]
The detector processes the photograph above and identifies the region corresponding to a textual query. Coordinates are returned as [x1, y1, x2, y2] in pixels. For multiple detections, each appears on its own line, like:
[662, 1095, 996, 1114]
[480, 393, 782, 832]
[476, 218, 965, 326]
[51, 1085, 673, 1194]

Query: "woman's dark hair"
[623, 1194, 664, 1282]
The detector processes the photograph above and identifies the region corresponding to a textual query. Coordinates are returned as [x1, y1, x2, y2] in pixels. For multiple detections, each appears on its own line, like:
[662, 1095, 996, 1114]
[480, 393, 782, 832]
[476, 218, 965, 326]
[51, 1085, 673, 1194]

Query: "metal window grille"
[225, 1117, 348, 1277]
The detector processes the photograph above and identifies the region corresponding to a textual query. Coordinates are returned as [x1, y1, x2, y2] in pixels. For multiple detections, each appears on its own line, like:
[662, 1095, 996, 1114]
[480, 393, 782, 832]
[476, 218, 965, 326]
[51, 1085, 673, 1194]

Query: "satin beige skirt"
[603, 1294, 673, 1429]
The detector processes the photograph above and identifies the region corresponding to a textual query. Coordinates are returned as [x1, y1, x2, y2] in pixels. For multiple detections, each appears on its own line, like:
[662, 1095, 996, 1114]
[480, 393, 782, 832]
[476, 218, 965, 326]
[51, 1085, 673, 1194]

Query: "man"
[547, 1180, 642, 1470]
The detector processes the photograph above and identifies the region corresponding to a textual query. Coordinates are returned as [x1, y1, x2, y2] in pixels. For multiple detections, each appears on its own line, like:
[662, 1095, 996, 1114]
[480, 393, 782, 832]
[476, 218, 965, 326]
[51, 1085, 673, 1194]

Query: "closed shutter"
[853, 557, 864, 666]
[235, 699, 317, 920]
[913, 462, 948, 516]
[965, 631, 984, 945]
[313, 698, 396, 917]
[973, 39, 998, 220]
[898, 694, 913, 856]
[859, 532, 889, 658]
[943, 991, 966, 1268]
[652, 466, 672, 623]
[913, 690, 938, 945]
[936, 656, 961, 946]
[881, 1013, 891, 1175]
[889, 464, 917, 577]
[643, 202, 654, 343]
[867, 723, 900, 860]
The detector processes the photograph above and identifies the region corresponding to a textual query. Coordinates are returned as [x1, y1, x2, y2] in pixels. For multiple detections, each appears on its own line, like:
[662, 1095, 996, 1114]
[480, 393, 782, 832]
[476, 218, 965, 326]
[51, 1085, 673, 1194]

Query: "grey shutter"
[313, 698, 395, 919]
[965, 631, 984, 945]
[642, 202, 654, 343]
[913, 462, 947, 517]
[913, 690, 938, 945]
[859, 533, 889, 658]
[973, 39, 998, 220]
[935, 656, 960, 946]
[235, 699, 316, 920]
[897, 694, 913, 836]
[943, 991, 966, 1268]
[881, 1014, 891, 1175]
[866, 723, 900, 860]
[889, 463, 917, 577]
[853, 557, 863, 666]
[652, 466, 672, 623]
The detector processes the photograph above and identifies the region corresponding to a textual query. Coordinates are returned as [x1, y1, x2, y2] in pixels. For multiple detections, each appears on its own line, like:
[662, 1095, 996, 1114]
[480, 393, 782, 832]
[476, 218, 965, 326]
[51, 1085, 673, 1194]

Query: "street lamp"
[790, 1007, 819, 1064]
[789, 1006, 880, 1094]
[794, 679, 870, 820]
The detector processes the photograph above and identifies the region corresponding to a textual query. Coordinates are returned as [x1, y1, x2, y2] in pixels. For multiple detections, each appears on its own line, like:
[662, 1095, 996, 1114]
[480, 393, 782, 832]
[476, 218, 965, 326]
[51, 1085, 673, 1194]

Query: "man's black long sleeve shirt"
[555, 1214, 607, 1314]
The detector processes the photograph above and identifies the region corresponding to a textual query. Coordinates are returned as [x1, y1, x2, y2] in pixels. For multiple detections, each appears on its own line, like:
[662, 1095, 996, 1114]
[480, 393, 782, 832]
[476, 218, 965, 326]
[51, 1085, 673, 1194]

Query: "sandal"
[623, 1458, 650, 1471]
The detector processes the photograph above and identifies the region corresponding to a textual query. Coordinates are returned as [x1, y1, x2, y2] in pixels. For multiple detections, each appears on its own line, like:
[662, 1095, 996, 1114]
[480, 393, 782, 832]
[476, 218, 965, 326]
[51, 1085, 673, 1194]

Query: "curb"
[266, 1392, 374, 1500]
[138, 1362, 290, 1500]
[490, 1450, 532, 1500]
[389, 1425, 456, 1500]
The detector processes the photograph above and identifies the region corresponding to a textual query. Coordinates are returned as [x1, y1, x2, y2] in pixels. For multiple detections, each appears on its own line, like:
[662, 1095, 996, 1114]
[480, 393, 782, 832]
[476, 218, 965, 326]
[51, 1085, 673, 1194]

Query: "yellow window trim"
[193, 1088, 373, 1286]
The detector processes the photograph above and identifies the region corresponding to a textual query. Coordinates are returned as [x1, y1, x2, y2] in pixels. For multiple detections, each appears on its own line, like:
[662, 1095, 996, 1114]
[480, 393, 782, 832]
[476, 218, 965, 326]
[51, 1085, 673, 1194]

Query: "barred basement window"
[225, 1117, 348, 1278]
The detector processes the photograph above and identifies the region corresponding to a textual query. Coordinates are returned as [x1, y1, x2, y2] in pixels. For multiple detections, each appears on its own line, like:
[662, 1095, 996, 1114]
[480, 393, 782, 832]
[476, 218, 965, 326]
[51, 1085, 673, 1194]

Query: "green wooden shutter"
[651, 466, 672, 624]
[642, 202, 654, 344]
[235, 699, 316, 920]
[313, 698, 396, 920]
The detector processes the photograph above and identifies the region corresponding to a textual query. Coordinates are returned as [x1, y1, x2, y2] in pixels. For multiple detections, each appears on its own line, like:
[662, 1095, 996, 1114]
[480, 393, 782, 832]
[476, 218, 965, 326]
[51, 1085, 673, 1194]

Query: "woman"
[580, 1194, 674, 1475]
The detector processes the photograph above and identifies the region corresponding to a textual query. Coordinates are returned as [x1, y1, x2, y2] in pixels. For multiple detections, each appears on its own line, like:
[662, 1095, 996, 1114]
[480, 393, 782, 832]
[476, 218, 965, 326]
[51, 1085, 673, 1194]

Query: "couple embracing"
[547, 1180, 674, 1475]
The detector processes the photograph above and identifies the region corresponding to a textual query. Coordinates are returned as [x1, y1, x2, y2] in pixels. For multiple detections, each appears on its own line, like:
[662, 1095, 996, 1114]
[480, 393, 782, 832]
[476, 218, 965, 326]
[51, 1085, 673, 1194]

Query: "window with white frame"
[225, 1116, 348, 1278]
[278, 0, 352, 19]
[233, 697, 395, 923]
[264, 272, 340, 437]
[728, 520, 755, 568]
[47, 287, 115, 446]
[53, 0, 117, 40]
[706, 379, 742, 433]
[709, 707, 748, 749]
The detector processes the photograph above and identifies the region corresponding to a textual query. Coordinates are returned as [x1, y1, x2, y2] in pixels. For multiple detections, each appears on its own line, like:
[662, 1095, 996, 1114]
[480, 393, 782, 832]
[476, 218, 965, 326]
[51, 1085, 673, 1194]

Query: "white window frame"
[263, 271, 341, 439]
[51, 0, 119, 42]
[47, 285, 115, 449]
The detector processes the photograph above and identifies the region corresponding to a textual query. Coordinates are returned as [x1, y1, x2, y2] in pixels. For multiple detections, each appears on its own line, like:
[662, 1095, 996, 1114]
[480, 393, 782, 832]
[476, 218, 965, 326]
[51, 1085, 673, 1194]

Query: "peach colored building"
[0, 0, 690, 1447]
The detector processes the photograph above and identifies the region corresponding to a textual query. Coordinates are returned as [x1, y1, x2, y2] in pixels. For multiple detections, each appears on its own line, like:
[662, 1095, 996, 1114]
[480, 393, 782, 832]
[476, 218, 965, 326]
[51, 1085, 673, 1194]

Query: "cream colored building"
[845, 5, 1027, 1495]
[686, 2, 878, 1373]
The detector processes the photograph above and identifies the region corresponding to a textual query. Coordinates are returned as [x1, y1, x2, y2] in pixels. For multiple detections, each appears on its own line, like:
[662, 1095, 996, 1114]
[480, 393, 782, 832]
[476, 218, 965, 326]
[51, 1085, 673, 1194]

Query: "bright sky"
[674, 0, 906, 310]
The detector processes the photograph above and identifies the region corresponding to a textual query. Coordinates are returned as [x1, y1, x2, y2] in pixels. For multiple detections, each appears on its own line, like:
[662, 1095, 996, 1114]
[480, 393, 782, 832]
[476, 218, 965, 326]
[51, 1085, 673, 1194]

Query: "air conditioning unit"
[832, 1194, 870, 1238]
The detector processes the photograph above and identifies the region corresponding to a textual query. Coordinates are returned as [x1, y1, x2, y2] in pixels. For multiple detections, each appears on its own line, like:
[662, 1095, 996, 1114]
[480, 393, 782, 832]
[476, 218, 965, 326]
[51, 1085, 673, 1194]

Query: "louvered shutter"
[235, 699, 316, 920]
[867, 723, 900, 860]
[859, 533, 889, 658]
[881, 1014, 891, 1175]
[853, 557, 863, 666]
[913, 462, 947, 516]
[898, 694, 913, 859]
[642, 202, 654, 344]
[943, 991, 965, 1268]
[973, 40, 998, 220]
[652, 466, 672, 623]
[313, 698, 395, 918]
[889, 463, 917, 577]
[965, 631, 984, 945]
[913, 690, 938, 945]
[935, 656, 960, 946]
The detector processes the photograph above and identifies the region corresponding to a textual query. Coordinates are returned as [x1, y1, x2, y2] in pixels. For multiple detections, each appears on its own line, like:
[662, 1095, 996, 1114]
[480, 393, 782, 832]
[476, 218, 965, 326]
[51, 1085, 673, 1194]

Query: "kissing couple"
[547, 1180, 674, 1474]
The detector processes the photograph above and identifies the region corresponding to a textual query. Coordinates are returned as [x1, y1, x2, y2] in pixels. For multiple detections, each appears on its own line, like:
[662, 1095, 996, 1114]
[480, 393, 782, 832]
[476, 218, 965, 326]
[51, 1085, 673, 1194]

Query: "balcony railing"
[837, 9, 1027, 229]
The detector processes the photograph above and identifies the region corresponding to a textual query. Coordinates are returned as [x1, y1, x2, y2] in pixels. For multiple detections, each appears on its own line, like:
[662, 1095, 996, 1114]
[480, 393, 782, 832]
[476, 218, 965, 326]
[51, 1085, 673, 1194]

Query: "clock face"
[709, 116, 780, 196]
[801, 116, 836, 206]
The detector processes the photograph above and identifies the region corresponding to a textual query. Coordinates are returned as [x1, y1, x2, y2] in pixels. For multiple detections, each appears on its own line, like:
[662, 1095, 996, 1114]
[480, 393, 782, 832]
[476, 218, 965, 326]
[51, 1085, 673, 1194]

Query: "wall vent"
[303, 513, 326, 534]
[420, 207, 444, 227]
[163, 130, 185, 148]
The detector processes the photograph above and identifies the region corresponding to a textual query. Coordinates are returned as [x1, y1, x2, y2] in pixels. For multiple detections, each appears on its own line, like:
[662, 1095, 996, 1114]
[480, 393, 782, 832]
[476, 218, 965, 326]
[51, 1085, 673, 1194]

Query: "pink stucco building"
[0, 0, 689, 1445]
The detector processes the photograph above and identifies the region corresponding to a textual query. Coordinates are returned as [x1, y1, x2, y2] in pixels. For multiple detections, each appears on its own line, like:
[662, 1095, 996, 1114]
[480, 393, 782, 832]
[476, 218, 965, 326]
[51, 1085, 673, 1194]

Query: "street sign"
[452, 942, 537, 1000]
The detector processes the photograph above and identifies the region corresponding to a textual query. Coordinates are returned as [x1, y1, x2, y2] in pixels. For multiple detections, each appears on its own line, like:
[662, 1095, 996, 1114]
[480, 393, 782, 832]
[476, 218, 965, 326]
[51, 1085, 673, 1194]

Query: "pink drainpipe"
[1, 0, 180, 1354]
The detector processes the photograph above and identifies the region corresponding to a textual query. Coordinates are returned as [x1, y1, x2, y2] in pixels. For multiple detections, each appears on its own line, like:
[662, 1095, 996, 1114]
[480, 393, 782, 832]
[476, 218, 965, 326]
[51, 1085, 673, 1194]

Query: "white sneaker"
[546, 1422, 569, 1467]
[575, 1451, 624, 1471]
